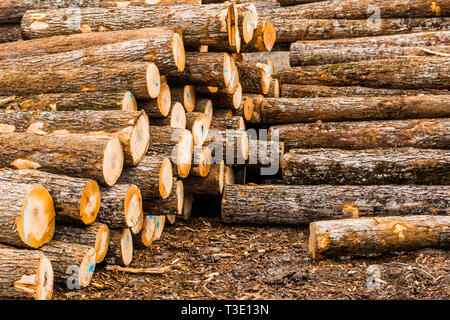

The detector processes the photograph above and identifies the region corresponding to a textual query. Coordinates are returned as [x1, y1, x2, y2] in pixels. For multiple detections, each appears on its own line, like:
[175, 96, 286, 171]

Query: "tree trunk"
[171, 86, 196, 112]
[191, 146, 212, 177]
[143, 180, 184, 216]
[118, 154, 173, 200]
[53, 223, 110, 264]
[0, 91, 137, 112]
[0, 132, 124, 186]
[236, 61, 272, 94]
[221, 184, 450, 226]
[280, 84, 450, 98]
[139, 83, 172, 117]
[150, 102, 186, 129]
[211, 115, 245, 131]
[134, 215, 156, 248]
[0, 169, 100, 225]
[98, 184, 143, 231]
[205, 129, 249, 164]
[21, 4, 234, 51]
[0, 246, 53, 300]
[40, 241, 96, 288]
[260, 95, 450, 124]
[240, 21, 276, 52]
[196, 83, 242, 110]
[290, 31, 450, 66]
[183, 161, 226, 195]
[270, 118, 450, 150]
[0, 182, 55, 249]
[105, 228, 133, 266]
[0, 110, 150, 166]
[277, 57, 450, 89]
[0, 59, 160, 99]
[282, 148, 450, 185]
[0, 24, 21, 43]
[310, 215, 450, 260]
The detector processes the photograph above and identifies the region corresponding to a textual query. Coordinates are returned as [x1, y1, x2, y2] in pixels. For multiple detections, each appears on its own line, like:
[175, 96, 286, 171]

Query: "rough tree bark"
[105, 228, 133, 267]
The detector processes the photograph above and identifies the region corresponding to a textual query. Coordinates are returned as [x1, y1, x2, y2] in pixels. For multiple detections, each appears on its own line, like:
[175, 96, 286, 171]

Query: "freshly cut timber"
[53, 223, 110, 263]
[0, 169, 100, 225]
[211, 115, 245, 131]
[240, 21, 276, 52]
[246, 140, 284, 171]
[134, 215, 156, 248]
[243, 54, 274, 75]
[151, 102, 186, 129]
[235, 94, 263, 124]
[183, 161, 227, 195]
[186, 113, 210, 146]
[310, 215, 450, 260]
[265, 79, 280, 98]
[221, 184, 450, 226]
[0, 246, 53, 300]
[21, 4, 235, 51]
[182, 193, 194, 220]
[0, 132, 124, 186]
[0, 59, 161, 99]
[191, 146, 212, 177]
[143, 181, 184, 216]
[196, 84, 242, 110]
[0, 91, 137, 112]
[98, 184, 143, 230]
[192, 98, 214, 125]
[280, 84, 450, 98]
[270, 118, 450, 150]
[40, 241, 96, 288]
[260, 96, 450, 124]
[139, 83, 171, 117]
[206, 129, 249, 164]
[290, 31, 450, 66]
[167, 53, 234, 90]
[235, 3, 258, 44]
[236, 62, 272, 94]
[282, 148, 450, 185]
[171, 86, 195, 112]
[262, 18, 450, 48]
[278, 57, 450, 89]
[118, 154, 173, 199]
[0, 182, 55, 248]
[105, 228, 133, 266]
[148, 127, 193, 178]
[0, 24, 21, 43]
[153, 216, 166, 240]
[0, 110, 150, 166]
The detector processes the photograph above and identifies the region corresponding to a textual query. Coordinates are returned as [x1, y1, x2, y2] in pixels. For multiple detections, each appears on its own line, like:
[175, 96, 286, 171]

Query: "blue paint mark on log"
[88, 264, 94, 275]
[23, 202, 31, 244]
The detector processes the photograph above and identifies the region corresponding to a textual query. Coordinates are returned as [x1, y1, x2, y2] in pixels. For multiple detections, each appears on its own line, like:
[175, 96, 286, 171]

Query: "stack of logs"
[220, 0, 450, 261]
[0, 0, 279, 300]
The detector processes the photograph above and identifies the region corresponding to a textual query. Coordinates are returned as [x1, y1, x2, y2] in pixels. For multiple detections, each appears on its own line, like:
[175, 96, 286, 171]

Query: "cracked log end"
[153, 216, 166, 240]
[172, 32, 186, 72]
[176, 180, 184, 216]
[125, 185, 143, 232]
[121, 228, 133, 266]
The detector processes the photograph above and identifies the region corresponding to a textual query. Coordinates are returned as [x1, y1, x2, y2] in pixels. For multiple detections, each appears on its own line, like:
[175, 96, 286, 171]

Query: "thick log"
[0, 169, 100, 225]
[21, 4, 234, 51]
[310, 215, 450, 260]
[0, 24, 21, 43]
[171, 86, 195, 112]
[235, 3, 258, 44]
[282, 148, 450, 185]
[0, 110, 150, 166]
[270, 118, 450, 150]
[0, 182, 55, 249]
[0, 91, 137, 112]
[40, 241, 96, 288]
[236, 61, 272, 94]
[237, 94, 263, 124]
[290, 31, 450, 66]
[196, 83, 242, 110]
[221, 184, 450, 226]
[280, 84, 450, 98]
[118, 154, 173, 200]
[192, 146, 212, 177]
[206, 129, 249, 164]
[98, 184, 143, 231]
[0, 132, 124, 186]
[278, 57, 450, 89]
[264, 18, 450, 48]
[246, 140, 284, 171]
[240, 21, 276, 52]
[53, 223, 109, 263]
[211, 115, 245, 131]
[148, 127, 193, 178]
[105, 228, 133, 266]
[183, 161, 227, 195]
[134, 215, 156, 248]
[150, 102, 186, 129]
[139, 83, 171, 117]
[143, 181, 184, 216]
[260, 95, 450, 124]
[0, 246, 53, 300]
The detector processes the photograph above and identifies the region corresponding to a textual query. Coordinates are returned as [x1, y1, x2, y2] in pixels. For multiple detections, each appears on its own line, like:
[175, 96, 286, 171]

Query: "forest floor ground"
[53, 215, 449, 300]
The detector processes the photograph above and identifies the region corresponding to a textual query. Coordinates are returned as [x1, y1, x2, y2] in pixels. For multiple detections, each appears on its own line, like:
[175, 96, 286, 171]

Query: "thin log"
[171, 86, 196, 112]
[105, 228, 133, 267]
[183, 161, 226, 195]
[143, 181, 184, 216]
[196, 83, 242, 110]
[236, 61, 272, 94]
[139, 83, 172, 117]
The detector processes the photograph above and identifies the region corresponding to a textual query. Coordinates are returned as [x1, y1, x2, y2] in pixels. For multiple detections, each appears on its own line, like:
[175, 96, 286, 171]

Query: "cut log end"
[170, 102, 187, 129]
[267, 56, 274, 76]
[153, 216, 166, 240]
[130, 113, 150, 165]
[159, 157, 174, 199]
[122, 91, 138, 111]
[158, 83, 172, 117]
[79, 247, 96, 288]
[192, 114, 210, 146]
[259, 63, 272, 95]
[240, 130, 250, 161]
[175, 180, 184, 216]
[120, 228, 133, 266]
[218, 160, 225, 195]
[177, 129, 194, 178]
[95, 224, 110, 263]
[103, 138, 124, 186]
[80, 180, 101, 225]
[35, 254, 54, 300]
[309, 223, 319, 261]
[263, 22, 276, 52]
[243, 96, 254, 121]
[232, 83, 243, 110]
[223, 53, 232, 88]
[198, 147, 212, 177]
[172, 32, 185, 72]
[17, 185, 55, 249]
[146, 62, 161, 99]
[242, 10, 256, 44]
[140, 215, 156, 247]
[183, 85, 196, 112]
[229, 57, 239, 92]
[125, 185, 143, 232]
[167, 215, 176, 224]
